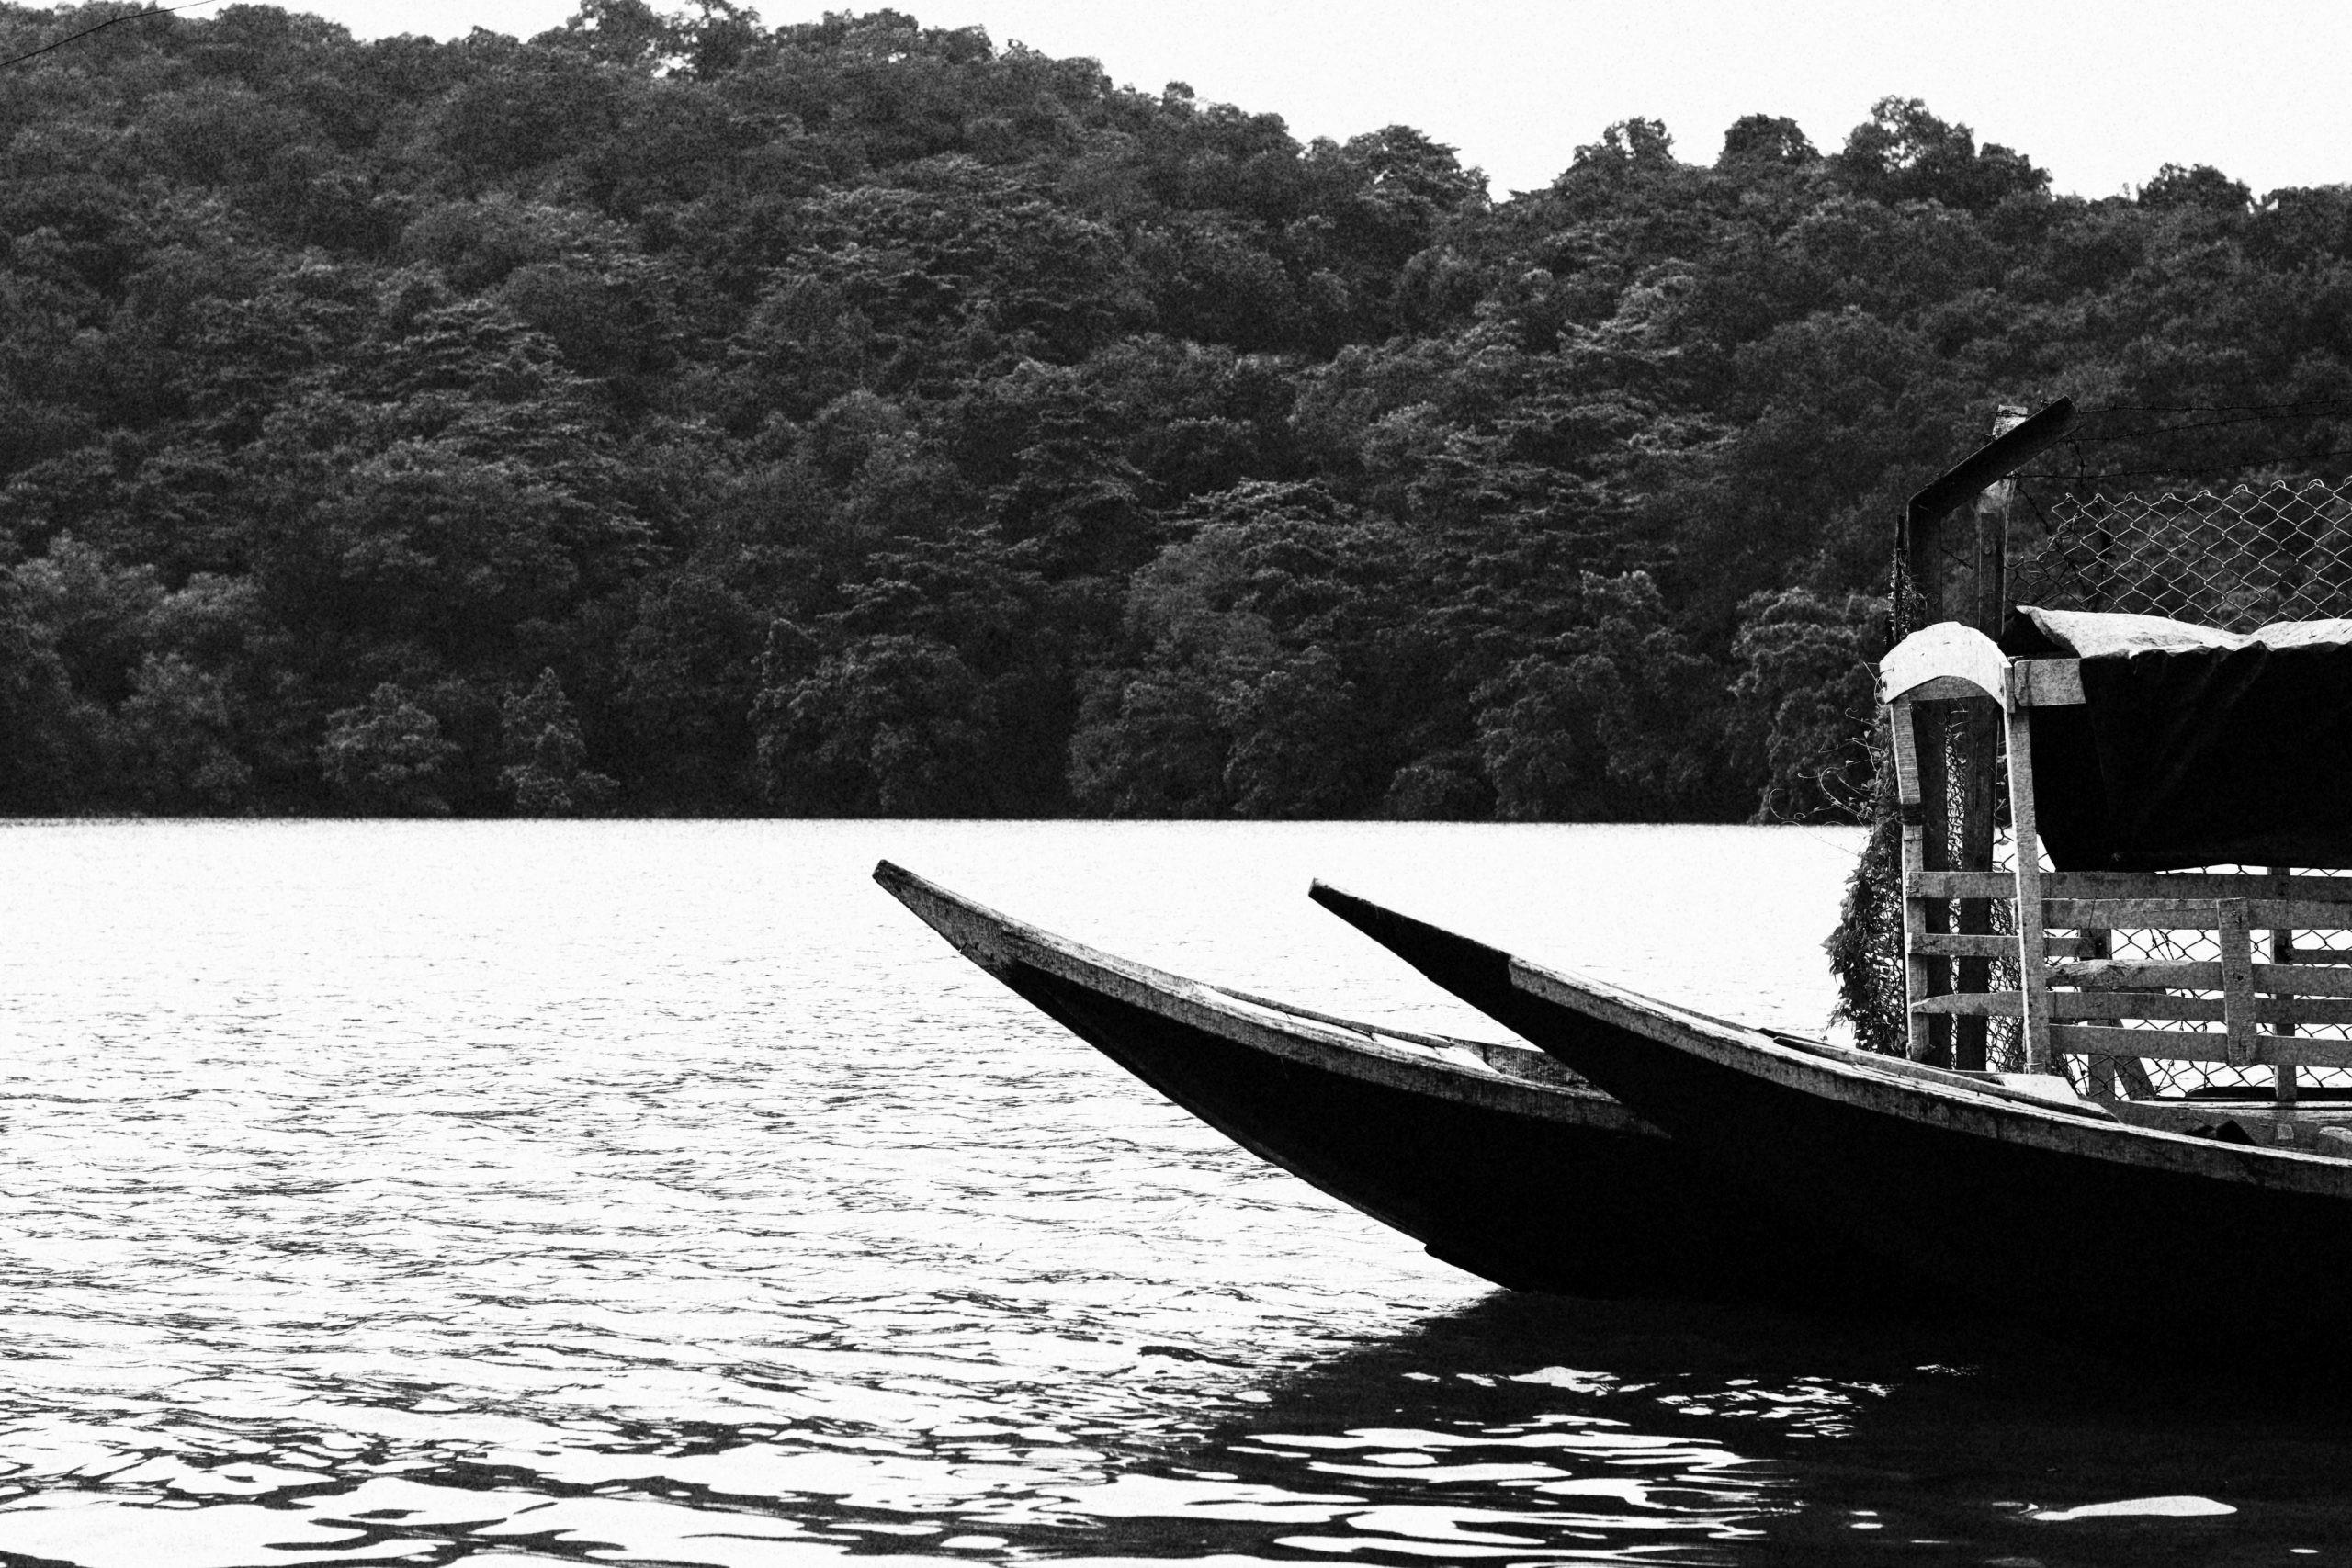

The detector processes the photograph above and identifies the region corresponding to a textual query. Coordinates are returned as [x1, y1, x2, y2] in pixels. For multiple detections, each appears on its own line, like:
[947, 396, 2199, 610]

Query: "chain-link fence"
[1973, 476, 2352, 1093]
[2017, 478, 2352, 629]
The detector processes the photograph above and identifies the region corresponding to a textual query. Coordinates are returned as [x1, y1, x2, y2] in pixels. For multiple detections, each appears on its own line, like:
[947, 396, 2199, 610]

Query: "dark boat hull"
[878, 862, 1912, 1306]
[1312, 881, 2352, 1343]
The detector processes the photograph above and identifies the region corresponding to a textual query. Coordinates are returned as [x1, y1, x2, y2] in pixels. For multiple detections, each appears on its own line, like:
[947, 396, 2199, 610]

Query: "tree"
[1717, 113, 1816, 171]
[500, 668, 616, 814]
[0, 569, 91, 811]
[1837, 97, 2047, 212]
[319, 682, 458, 815]
[1727, 587, 1880, 822]
[115, 652, 252, 813]
[1473, 573, 1729, 821]
[2139, 163, 2251, 215]
[754, 633, 994, 816]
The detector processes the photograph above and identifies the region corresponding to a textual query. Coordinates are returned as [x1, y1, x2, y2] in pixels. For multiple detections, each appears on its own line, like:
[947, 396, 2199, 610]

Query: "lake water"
[2, 818, 2348, 1567]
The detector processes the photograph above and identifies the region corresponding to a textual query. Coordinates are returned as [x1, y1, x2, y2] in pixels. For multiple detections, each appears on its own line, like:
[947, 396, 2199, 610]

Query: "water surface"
[0, 819, 2346, 1566]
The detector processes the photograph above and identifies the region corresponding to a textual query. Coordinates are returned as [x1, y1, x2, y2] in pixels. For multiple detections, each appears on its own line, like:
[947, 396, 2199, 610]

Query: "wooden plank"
[1908, 870, 2352, 913]
[1902, 818, 1935, 1063]
[1890, 696, 1954, 1065]
[2222, 901, 2257, 1069]
[2271, 870, 2297, 1106]
[2051, 1025, 2232, 1063]
[2050, 959, 2217, 989]
[1955, 665, 2001, 1073]
[1909, 931, 2015, 959]
[1912, 870, 2016, 900]
[1914, 700, 1952, 1067]
[2071, 925, 2124, 1094]
[2041, 898, 2216, 929]
[2050, 1025, 2352, 1069]
[2242, 899, 2352, 931]
[2006, 702, 2053, 1071]
[2041, 870, 2352, 902]
[2047, 960, 2352, 995]
[2041, 898, 2352, 931]
[1913, 990, 2021, 1017]
[2012, 659, 2085, 707]
[2067, 992, 2217, 1022]
[2116, 1100, 2352, 1137]
[2066, 994, 2352, 1025]
[1923, 991, 2352, 1024]
[1888, 698, 1924, 810]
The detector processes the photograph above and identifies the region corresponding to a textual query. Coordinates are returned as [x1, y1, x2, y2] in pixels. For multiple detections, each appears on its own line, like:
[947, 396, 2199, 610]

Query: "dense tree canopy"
[4, 2, 2347, 818]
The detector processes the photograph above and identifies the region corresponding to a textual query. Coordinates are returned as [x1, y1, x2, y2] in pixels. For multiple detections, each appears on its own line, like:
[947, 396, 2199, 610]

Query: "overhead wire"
[0, 0, 218, 72]
[2026, 449, 2352, 483]
[2066, 409, 2352, 443]
[2077, 396, 2352, 416]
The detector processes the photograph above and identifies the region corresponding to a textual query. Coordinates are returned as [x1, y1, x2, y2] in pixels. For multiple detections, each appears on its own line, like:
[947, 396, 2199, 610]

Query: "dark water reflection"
[5, 1294, 2349, 1567]
[2, 821, 2349, 1565]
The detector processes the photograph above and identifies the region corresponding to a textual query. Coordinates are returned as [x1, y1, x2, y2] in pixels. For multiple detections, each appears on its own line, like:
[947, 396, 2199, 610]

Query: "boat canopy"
[1996, 606, 2352, 872]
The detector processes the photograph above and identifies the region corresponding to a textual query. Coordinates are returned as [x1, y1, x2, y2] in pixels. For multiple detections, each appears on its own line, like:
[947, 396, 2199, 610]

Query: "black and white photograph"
[9, 1, 2352, 1562]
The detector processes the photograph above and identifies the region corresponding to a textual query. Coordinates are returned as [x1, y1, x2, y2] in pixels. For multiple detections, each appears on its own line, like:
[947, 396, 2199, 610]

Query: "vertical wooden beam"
[2269, 866, 2298, 1105]
[1953, 697, 1996, 1072]
[1975, 406, 2027, 628]
[1952, 409, 2026, 1073]
[2074, 924, 2131, 1100]
[2003, 686, 2052, 1072]
[1912, 705, 1951, 1065]
[1900, 481, 1954, 1066]
[1889, 699, 1937, 1063]
[2219, 897, 2257, 1072]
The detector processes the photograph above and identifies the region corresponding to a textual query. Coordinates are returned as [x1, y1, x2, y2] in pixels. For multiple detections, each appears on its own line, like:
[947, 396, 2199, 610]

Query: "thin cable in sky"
[0, 0, 220, 72]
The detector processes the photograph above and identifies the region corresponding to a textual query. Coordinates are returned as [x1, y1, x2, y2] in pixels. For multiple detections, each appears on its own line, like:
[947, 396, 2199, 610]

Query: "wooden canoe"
[1311, 880, 2352, 1342]
[876, 861, 1921, 1306]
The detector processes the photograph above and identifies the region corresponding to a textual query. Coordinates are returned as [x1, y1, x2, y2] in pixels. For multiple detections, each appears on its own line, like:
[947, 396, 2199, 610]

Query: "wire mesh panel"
[2015, 478, 2352, 627]
[2007, 478, 2352, 1095]
[2031, 868, 2324, 1100]
[1846, 470, 2352, 1088]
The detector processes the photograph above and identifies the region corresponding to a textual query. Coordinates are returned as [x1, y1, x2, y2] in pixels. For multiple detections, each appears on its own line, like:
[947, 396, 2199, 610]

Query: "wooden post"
[1974, 406, 2027, 632]
[2271, 866, 2299, 1105]
[2003, 674, 2052, 1072]
[1902, 474, 1953, 1066]
[1890, 699, 1937, 1062]
[1893, 400, 2076, 1067]
[1953, 406, 2027, 1072]
[2220, 898, 2257, 1073]
[1911, 704, 1952, 1066]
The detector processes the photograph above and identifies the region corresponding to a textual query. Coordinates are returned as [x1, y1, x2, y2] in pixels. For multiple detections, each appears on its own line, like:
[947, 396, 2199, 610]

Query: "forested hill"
[5, 5, 2350, 819]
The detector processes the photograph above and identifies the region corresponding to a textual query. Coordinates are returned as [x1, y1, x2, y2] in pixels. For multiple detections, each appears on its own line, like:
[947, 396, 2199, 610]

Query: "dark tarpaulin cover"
[1998, 608, 2352, 872]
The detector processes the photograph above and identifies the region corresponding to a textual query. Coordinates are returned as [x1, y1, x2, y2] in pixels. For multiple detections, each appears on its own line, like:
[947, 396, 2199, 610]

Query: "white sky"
[269, 0, 2352, 200]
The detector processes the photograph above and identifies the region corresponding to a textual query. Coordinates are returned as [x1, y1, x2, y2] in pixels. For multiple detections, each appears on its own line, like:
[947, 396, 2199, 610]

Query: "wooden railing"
[1903, 867, 2352, 1084]
[1885, 638, 2347, 1099]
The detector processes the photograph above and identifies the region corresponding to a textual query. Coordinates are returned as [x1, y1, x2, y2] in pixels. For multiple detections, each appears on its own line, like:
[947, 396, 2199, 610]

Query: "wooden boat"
[1314, 611, 2352, 1343]
[876, 860, 1923, 1306]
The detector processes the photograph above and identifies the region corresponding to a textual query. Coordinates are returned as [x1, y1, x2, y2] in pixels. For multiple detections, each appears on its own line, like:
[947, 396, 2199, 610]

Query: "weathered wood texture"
[2005, 700, 2053, 1069]
[2014, 659, 2086, 706]
[1914, 869, 2352, 901]
[1892, 649, 2352, 1099]
[1916, 989, 2352, 1026]
[2273, 866, 2300, 1103]
[2048, 1024, 2352, 1068]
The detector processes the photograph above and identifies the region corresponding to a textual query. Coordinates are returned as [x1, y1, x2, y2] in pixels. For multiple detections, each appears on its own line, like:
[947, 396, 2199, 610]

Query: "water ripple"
[0, 820, 2347, 1564]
